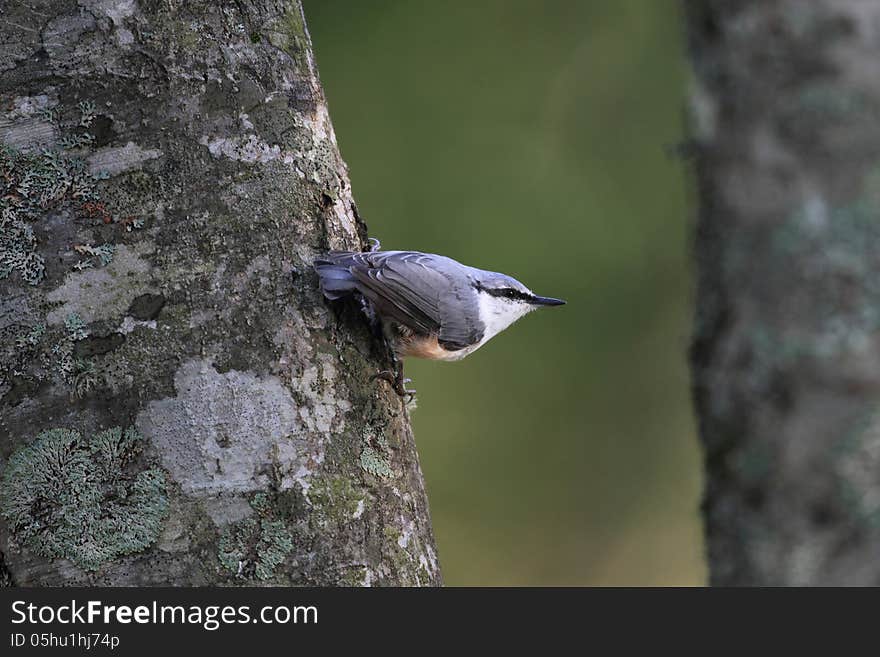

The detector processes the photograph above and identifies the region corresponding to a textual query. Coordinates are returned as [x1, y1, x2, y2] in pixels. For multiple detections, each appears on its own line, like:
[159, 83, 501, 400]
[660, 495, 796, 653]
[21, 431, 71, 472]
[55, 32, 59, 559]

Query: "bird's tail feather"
[314, 253, 358, 300]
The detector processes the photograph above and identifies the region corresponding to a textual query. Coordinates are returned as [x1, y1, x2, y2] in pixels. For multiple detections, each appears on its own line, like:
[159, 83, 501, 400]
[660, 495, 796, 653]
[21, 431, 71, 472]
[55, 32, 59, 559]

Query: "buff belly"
[393, 330, 481, 362]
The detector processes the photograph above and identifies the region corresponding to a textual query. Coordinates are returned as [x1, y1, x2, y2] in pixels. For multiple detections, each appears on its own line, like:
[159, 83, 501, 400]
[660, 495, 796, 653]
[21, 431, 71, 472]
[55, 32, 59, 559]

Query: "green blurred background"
[305, 0, 705, 585]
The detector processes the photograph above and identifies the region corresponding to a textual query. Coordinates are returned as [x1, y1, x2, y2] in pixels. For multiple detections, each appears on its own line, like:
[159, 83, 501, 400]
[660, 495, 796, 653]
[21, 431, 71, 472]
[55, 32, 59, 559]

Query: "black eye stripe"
[476, 284, 531, 302]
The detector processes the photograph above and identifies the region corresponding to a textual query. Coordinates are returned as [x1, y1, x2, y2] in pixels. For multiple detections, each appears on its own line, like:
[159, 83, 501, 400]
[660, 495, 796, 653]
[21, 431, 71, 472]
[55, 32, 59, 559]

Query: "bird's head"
[471, 270, 565, 337]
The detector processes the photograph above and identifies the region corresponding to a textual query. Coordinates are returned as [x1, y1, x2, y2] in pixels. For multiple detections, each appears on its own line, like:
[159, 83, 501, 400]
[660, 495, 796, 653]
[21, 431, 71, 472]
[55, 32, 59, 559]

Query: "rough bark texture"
[0, 0, 440, 586]
[687, 0, 880, 585]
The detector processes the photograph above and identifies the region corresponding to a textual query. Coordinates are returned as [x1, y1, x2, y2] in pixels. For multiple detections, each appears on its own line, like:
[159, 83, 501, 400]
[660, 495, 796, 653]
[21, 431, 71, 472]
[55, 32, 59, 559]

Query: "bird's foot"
[367, 237, 382, 252]
[371, 369, 416, 403]
[371, 369, 395, 385]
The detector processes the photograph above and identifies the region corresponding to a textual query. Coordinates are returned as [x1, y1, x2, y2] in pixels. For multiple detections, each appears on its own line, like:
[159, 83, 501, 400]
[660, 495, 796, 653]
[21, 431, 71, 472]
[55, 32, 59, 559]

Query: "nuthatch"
[314, 242, 565, 398]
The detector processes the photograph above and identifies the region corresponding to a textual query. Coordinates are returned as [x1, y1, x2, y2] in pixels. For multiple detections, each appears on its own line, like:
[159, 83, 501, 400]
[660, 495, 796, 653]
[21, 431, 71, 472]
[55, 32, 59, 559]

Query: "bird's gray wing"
[333, 251, 483, 350]
[436, 273, 484, 350]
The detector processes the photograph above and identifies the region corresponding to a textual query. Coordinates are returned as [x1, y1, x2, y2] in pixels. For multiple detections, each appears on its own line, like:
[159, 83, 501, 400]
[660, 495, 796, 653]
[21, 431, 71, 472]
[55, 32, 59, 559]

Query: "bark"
[686, 0, 880, 585]
[0, 0, 440, 586]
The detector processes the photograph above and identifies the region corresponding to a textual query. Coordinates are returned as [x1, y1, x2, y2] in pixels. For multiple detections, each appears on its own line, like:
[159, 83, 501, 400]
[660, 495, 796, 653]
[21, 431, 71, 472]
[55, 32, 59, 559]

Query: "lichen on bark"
[1, 0, 439, 586]
[0, 426, 168, 571]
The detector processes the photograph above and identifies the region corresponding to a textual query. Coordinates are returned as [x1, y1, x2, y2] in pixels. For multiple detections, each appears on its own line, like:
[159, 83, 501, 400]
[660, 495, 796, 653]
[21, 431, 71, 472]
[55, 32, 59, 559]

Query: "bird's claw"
[371, 369, 396, 384]
[367, 237, 382, 252]
[397, 385, 417, 404]
[371, 369, 416, 402]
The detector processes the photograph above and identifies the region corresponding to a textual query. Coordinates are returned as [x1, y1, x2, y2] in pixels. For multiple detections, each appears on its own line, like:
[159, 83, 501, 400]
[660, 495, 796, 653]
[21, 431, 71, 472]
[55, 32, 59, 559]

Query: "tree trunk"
[686, 0, 880, 585]
[0, 0, 440, 587]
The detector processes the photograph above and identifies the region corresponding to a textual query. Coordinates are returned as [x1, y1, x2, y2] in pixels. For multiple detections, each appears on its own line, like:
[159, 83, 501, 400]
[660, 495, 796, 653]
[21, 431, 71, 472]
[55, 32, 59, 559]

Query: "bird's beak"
[530, 295, 566, 306]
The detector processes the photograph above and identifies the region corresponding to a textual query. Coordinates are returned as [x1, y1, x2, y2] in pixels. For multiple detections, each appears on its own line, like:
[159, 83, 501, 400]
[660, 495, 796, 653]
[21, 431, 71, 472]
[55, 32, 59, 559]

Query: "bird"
[314, 241, 565, 399]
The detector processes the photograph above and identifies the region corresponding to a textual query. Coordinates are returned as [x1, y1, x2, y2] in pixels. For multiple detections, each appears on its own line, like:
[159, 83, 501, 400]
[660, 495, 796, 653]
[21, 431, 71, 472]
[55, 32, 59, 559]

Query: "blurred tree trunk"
[686, 0, 880, 585]
[0, 0, 439, 586]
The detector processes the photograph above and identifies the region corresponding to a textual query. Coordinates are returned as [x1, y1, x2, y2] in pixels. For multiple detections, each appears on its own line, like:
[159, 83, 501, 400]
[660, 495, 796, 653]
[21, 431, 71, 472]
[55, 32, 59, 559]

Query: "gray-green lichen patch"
[360, 426, 393, 479]
[0, 144, 105, 287]
[0, 305, 102, 395]
[0, 426, 168, 571]
[45, 242, 156, 325]
[73, 242, 116, 269]
[0, 321, 44, 393]
[136, 358, 343, 496]
[1, 91, 129, 296]
[218, 493, 293, 580]
[4, 309, 106, 396]
[35, 311, 97, 394]
[306, 474, 362, 522]
[0, 207, 44, 286]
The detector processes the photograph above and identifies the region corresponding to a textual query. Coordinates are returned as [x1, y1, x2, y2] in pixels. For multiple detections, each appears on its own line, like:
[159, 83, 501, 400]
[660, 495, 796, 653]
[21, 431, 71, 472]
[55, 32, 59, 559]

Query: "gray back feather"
[314, 250, 484, 350]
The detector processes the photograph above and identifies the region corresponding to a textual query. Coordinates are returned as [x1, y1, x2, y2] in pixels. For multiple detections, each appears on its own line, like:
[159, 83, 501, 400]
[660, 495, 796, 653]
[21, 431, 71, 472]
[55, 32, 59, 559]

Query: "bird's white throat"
[476, 292, 535, 344]
[435, 293, 532, 362]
